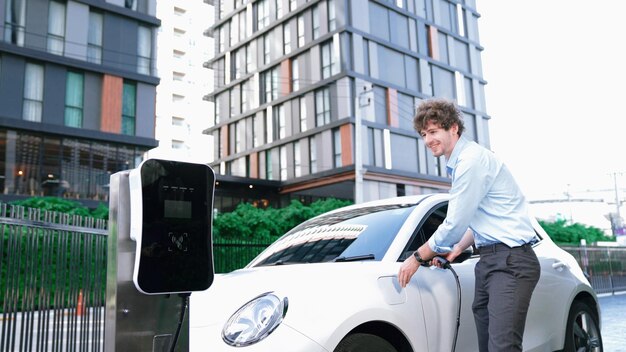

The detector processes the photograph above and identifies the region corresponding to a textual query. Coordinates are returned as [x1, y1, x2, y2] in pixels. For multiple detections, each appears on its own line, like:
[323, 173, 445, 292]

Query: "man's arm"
[398, 229, 473, 288]
[397, 243, 436, 288]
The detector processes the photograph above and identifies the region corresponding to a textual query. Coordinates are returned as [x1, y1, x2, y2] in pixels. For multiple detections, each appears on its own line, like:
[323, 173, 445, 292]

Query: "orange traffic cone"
[76, 289, 84, 316]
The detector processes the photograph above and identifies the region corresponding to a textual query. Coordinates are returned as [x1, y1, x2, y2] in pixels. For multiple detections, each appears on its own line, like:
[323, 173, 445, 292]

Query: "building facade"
[206, 0, 488, 210]
[148, 0, 214, 163]
[0, 0, 160, 206]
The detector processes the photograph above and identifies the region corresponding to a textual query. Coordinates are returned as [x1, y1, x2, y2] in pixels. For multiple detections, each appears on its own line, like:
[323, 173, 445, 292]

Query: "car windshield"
[250, 203, 418, 266]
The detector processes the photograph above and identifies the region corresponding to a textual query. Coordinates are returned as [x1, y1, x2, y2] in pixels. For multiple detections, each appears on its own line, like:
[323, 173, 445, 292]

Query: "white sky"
[477, 0, 626, 201]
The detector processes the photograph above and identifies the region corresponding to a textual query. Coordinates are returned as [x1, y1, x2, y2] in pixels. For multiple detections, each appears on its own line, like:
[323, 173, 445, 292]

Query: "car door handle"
[552, 261, 568, 271]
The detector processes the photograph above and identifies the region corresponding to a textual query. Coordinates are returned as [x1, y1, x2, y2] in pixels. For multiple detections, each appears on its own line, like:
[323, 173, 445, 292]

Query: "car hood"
[190, 261, 408, 343]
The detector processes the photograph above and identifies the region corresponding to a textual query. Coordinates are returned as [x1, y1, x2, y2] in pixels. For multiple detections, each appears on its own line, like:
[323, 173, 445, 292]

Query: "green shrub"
[539, 219, 615, 245]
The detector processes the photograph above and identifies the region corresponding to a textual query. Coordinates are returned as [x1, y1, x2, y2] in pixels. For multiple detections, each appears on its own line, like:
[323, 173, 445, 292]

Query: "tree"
[538, 220, 615, 245]
[213, 198, 352, 242]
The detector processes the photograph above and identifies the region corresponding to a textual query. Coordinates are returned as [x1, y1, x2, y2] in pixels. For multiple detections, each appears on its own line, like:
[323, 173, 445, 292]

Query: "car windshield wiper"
[333, 254, 376, 262]
[262, 260, 294, 266]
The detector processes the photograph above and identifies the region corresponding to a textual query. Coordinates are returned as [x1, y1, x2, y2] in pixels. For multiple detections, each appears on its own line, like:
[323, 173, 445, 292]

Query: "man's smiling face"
[420, 120, 459, 159]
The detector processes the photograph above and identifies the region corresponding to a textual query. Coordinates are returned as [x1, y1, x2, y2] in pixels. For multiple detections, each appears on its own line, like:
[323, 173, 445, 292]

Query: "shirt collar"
[446, 135, 469, 175]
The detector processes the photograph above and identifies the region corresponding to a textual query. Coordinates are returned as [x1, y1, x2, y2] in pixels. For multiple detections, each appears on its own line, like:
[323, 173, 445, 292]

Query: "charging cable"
[432, 256, 461, 352]
[169, 293, 191, 352]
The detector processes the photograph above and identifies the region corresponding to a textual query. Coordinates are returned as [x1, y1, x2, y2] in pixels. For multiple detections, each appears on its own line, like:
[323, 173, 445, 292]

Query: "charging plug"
[433, 256, 452, 270]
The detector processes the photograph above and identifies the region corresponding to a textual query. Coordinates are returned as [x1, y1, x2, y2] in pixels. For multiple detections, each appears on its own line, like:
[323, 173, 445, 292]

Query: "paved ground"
[598, 292, 626, 351]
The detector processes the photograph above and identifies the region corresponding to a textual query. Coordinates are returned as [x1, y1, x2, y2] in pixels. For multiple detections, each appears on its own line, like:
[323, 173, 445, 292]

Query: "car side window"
[399, 203, 448, 261]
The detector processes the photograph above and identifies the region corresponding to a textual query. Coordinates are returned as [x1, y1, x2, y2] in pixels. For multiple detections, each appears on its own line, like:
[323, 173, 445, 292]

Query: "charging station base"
[105, 171, 189, 351]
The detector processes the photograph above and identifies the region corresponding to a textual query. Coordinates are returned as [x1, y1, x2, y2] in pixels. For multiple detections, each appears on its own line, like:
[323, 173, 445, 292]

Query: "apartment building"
[206, 0, 487, 211]
[0, 0, 159, 206]
[148, 0, 214, 163]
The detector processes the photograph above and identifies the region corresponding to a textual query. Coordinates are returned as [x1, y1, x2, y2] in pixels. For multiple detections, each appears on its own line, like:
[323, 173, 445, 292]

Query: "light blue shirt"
[427, 136, 537, 253]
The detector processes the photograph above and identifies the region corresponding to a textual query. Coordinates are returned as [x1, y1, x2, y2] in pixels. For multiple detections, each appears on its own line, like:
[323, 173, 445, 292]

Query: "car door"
[403, 201, 577, 351]
[400, 202, 480, 352]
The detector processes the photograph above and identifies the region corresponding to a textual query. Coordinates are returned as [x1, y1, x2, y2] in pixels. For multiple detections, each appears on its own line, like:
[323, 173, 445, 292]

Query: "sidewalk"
[598, 292, 626, 351]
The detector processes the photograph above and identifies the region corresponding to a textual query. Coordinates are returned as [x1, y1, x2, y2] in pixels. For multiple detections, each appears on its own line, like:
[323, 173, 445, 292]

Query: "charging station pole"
[105, 170, 189, 351]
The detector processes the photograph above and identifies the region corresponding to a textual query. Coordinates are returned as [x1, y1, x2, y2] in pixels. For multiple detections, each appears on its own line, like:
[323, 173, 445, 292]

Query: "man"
[397, 99, 540, 352]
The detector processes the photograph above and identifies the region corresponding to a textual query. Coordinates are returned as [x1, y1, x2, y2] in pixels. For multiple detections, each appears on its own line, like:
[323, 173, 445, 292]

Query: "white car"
[190, 194, 602, 352]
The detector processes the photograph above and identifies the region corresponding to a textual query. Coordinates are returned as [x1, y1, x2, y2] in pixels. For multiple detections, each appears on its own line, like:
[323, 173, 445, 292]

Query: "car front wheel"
[561, 301, 603, 352]
[334, 333, 397, 352]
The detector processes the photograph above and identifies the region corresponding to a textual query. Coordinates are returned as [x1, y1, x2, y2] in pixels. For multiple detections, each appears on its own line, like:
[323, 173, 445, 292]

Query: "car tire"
[334, 333, 397, 352]
[561, 301, 603, 352]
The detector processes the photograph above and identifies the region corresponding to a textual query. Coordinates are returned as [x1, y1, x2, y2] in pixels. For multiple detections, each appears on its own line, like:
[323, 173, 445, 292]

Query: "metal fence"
[0, 204, 271, 351]
[0, 204, 108, 352]
[213, 238, 272, 273]
[561, 246, 626, 294]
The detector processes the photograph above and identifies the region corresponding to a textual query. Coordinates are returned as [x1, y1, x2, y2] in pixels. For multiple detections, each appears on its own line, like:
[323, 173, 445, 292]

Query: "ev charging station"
[105, 159, 215, 351]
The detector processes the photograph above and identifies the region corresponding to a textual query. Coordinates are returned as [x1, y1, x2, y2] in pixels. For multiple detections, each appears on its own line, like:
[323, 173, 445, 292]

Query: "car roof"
[320, 193, 449, 217]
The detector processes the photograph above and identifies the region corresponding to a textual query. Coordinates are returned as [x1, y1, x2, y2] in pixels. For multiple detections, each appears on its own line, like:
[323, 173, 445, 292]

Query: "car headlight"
[222, 292, 288, 347]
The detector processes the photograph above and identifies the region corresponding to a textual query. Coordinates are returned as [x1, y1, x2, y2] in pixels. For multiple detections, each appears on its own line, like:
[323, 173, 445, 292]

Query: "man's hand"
[398, 255, 420, 288]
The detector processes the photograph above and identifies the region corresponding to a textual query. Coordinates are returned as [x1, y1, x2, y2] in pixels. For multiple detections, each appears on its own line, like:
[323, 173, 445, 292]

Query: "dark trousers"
[472, 243, 540, 352]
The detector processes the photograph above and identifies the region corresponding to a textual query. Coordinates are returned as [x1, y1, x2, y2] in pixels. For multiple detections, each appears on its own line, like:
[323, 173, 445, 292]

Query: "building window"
[456, 4, 466, 37]
[173, 71, 185, 81]
[309, 136, 317, 173]
[47, 1, 65, 55]
[328, 0, 336, 31]
[276, 0, 283, 18]
[137, 26, 152, 75]
[172, 116, 185, 126]
[279, 145, 287, 180]
[232, 49, 241, 80]
[315, 87, 331, 126]
[229, 20, 235, 47]
[219, 27, 225, 52]
[256, 0, 269, 30]
[294, 141, 301, 177]
[299, 97, 307, 132]
[4, 0, 26, 46]
[260, 67, 278, 104]
[23, 63, 44, 122]
[218, 0, 224, 19]
[235, 120, 243, 153]
[253, 113, 264, 147]
[289, 0, 296, 11]
[312, 5, 320, 40]
[276, 104, 286, 139]
[229, 88, 236, 117]
[321, 41, 334, 79]
[174, 6, 186, 16]
[174, 28, 185, 37]
[297, 15, 305, 47]
[240, 81, 248, 112]
[65, 71, 84, 128]
[88, 11, 103, 64]
[125, 0, 135, 10]
[239, 9, 247, 42]
[263, 33, 271, 64]
[172, 140, 185, 149]
[291, 57, 299, 91]
[333, 128, 341, 167]
[266, 148, 274, 180]
[283, 24, 291, 54]
[214, 96, 221, 124]
[122, 81, 136, 135]
[245, 44, 253, 73]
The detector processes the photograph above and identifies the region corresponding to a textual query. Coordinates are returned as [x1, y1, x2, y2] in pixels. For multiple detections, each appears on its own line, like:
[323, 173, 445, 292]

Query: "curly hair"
[413, 99, 465, 136]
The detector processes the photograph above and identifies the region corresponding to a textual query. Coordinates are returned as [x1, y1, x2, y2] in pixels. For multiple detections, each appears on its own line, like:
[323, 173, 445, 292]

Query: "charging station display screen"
[136, 159, 215, 294]
[164, 200, 192, 219]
